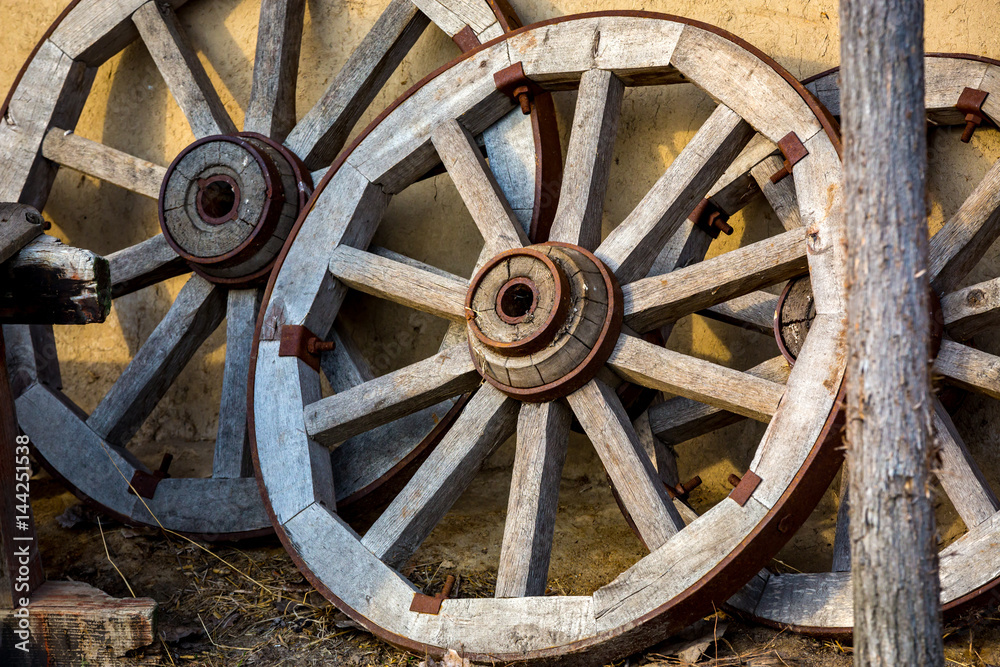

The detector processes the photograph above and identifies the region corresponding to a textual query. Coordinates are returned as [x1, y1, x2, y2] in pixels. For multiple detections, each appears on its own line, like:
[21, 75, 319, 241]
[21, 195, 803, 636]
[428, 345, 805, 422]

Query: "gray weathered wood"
[932, 398, 999, 529]
[361, 384, 518, 568]
[321, 322, 375, 393]
[842, 0, 942, 660]
[328, 245, 468, 323]
[0, 203, 43, 265]
[132, 1, 237, 138]
[305, 344, 480, 447]
[432, 119, 528, 256]
[567, 378, 684, 550]
[547, 69, 624, 250]
[107, 234, 187, 299]
[633, 405, 679, 488]
[751, 154, 802, 231]
[832, 470, 852, 572]
[933, 339, 1000, 399]
[698, 291, 779, 337]
[212, 289, 259, 479]
[624, 228, 807, 333]
[495, 401, 570, 598]
[283, 0, 429, 170]
[244, 0, 306, 142]
[596, 104, 755, 284]
[41, 128, 166, 199]
[87, 275, 225, 446]
[941, 277, 1000, 341]
[410, 0, 498, 38]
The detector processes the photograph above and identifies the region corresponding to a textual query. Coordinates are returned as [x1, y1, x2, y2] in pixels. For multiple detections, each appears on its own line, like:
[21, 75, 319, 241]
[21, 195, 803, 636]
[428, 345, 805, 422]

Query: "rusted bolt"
[307, 339, 337, 355]
[674, 476, 702, 497]
[728, 473, 742, 488]
[512, 85, 532, 114]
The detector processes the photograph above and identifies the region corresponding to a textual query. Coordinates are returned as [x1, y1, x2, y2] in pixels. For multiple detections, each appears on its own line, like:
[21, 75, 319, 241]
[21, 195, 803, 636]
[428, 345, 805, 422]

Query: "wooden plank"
[107, 234, 187, 299]
[623, 228, 808, 333]
[751, 154, 802, 230]
[410, 0, 498, 37]
[596, 104, 755, 284]
[941, 276, 1000, 341]
[929, 155, 1000, 294]
[132, 1, 236, 138]
[212, 289, 259, 479]
[748, 572, 852, 630]
[0, 203, 43, 265]
[0, 235, 111, 325]
[284, 0, 429, 170]
[431, 119, 528, 256]
[244, 0, 306, 142]
[648, 356, 791, 446]
[495, 401, 570, 598]
[934, 339, 1000, 400]
[304, 344, 480, 447]
[608, 335, 784, 423]
[361, 384, 518, 568]
[698, 291, 779, 337]
[87, 275, 225, 446]
[932, 398, 1000, 528]
[41, 128, 166, 199]
[328, 245, 468, 323]
[547, 69, 624, 250]
[566, 378, 684, 550]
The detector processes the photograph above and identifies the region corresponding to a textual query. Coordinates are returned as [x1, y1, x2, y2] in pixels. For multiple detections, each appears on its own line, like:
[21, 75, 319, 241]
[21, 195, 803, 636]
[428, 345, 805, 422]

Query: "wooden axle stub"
[158, 133, 312, 287]
[466, 243, 623, 402]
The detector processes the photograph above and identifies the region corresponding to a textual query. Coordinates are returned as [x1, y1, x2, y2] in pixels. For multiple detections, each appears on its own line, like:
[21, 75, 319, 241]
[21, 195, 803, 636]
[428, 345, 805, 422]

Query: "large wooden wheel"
[721, 54, 1000, 634]
[251, 12, 846, 663]
[1, 0, 556, 539]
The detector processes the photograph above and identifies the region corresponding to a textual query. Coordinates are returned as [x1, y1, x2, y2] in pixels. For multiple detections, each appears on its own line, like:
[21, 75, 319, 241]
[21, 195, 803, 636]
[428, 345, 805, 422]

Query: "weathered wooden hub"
[466, 243, 623, 401]
[159, 133, 310, 285]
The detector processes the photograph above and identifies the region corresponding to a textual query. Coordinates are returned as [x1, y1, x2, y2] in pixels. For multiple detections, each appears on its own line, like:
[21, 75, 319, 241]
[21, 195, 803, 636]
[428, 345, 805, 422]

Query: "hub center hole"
[199, 179, 237, 222]
[499, 282, 536, 320]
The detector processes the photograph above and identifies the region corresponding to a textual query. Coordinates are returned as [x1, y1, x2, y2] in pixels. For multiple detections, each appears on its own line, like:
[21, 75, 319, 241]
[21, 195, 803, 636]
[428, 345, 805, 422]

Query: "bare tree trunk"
[842, 0, 942, 664]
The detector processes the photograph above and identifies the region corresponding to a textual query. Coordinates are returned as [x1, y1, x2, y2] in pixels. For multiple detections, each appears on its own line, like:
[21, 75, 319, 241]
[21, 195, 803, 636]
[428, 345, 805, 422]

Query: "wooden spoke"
[633, 405, 680, 488]
[244, 0, 306, 142]
[304, 344, 480, 448]
[831, 470, 851, 572]
[702, 133, 777, 216]
[609, 335, 784, 423]
[624, 228, 807, 333]
[283, 0, 429, 170]
[934, 339, 1000, 400]
[41, 128, 166, 200]
[132, 1, 237, 138]
[320, 322, 375, 393]
[212, 289, 260, 479]
[107, 235, 188, 299]
[547, 69, 625, 250]
[431, 119, 528, 256]
[567, 379, 684, 550]
[328, 245, 468, 323]
[929, 155, 1000, 294]
[596, 104, 755, 284]
[932, 398, 1000, 528]
[361, 384, 518, 568]
[698, 291, 779, 337]
[87, 275, 225, 447]
[495, 401, 571, 598]
[411, 0, 501, 39]
[941, 277, 1000, 341]
[648, 356, 790, 446]
[751, 154, 802, 231]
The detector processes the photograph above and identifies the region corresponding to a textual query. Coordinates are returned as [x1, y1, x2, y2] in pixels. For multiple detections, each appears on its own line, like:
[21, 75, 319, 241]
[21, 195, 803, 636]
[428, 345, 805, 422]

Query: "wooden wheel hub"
[465, 243, 623, 402]
[159, 133, 310, 286]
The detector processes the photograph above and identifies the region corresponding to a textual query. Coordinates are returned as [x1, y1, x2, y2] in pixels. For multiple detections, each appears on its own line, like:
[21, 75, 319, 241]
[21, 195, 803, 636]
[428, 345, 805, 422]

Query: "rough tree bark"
[842, 0, 943, 664]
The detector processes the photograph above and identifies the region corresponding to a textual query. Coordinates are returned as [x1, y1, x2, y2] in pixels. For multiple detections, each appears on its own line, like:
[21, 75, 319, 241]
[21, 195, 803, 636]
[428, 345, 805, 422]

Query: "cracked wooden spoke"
[42, 128, 167, 199]
[212, 289, 260, 479]
[698, 291, 780, 337]
[609, 334, 784, 423]
[304, 345, 480, 448]
[624, 228, 808, 333]
[361, 384, 518, 569]
[929, 155, 1000, 294]
[934, 339, 1000, 399]
[932, 399, 1000, 529]
[328, 245, 468, 323]
[648, 356, 790, 446]
[567, 379, 684, 550]
[432, 119, 528, 256]
[547, 69, 625, 250]
[132, 1, 236, 138]
[596, 104, 755, 284]
[107, 235, 188, 299]
[87, 275, 225, 447]
[244, 0, 306, 141]
[495, 401, 571, 598]
[283, 0, 428, 170]
[942, 277, 1000, 341]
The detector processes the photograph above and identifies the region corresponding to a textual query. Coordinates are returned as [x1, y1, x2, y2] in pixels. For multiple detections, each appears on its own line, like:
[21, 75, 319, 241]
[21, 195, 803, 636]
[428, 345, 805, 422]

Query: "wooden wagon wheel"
[250, 12, 847, 663]
[0, 0, 557, 539]
[713, 54, 1000, 634]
